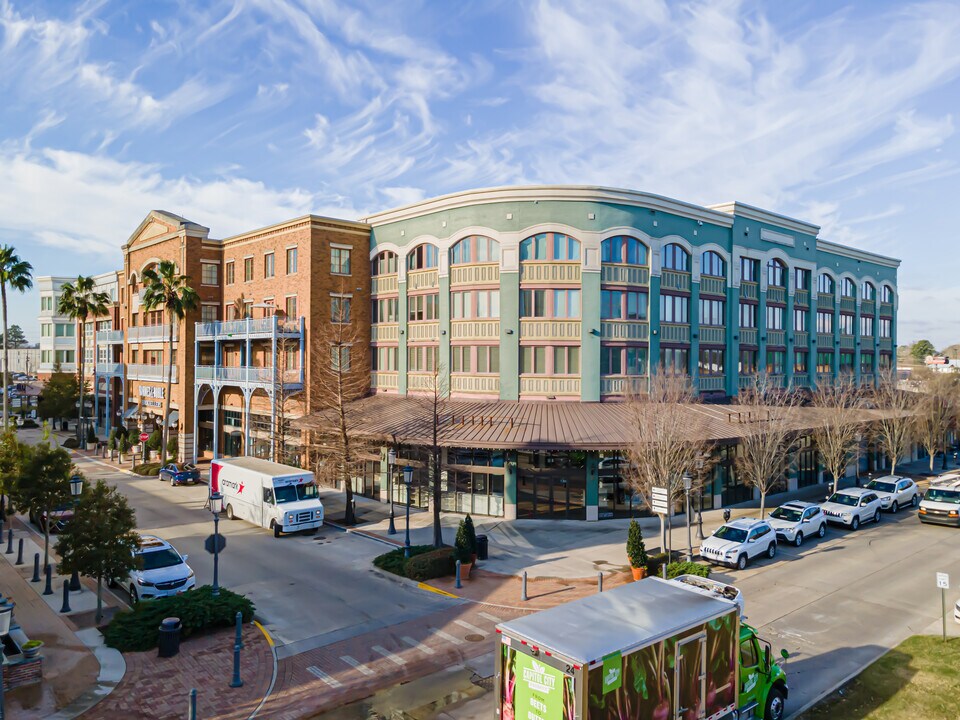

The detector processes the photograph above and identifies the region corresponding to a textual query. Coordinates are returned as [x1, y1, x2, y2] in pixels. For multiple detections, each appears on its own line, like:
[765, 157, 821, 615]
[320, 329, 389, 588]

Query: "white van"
[211, 457, 323, 538]
[919, 472, 960, 527]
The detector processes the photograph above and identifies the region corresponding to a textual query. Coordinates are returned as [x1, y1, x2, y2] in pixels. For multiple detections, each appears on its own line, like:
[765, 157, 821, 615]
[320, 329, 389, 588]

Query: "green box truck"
[496, 576, 787, 720]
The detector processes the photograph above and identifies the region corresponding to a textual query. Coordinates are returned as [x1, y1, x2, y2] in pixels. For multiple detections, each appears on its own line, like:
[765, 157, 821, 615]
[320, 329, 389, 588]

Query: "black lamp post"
[210, 491, 223, 597]
[387, 448, 397, 535]
[403, 465, 413, 558]
[69, 475, 83, 591]
[683, 472, 693, 562]
[695, 458, 705, 541]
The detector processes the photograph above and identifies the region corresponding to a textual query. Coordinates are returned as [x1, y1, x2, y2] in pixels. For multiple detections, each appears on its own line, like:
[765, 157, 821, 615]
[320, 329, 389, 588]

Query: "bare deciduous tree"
[912, 367, 958, 472]
[870, 369, 915, 475]
[623, 370, 708, 554]
[810, 377, 864, 494]
[733, 374, 798, 518]
[271, 330, 304, 465]
[405, 366, 448, 548]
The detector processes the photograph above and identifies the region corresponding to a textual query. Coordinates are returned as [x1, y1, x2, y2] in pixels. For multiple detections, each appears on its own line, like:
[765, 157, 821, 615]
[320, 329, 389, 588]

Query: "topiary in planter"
[627, 519, 649, 579]
[454, 515, 478, 564]
[146, 429, 162, 452]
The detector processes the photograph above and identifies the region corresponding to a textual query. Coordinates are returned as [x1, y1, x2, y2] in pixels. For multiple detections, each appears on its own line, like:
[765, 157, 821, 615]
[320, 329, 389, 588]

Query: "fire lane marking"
[454, 619, 486, 636]
[478, 612, 502, 624]
[372, 645, 407, 666]
[340, 655, 375, 676]
[402, 636, 436, 655]
[307, 666, 342, 688]
[432, 629, 464, 646]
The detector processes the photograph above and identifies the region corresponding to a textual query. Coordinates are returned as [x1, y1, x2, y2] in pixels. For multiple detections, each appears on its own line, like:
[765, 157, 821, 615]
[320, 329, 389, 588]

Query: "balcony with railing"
[795, 331, 809, 347]
[520, 376, 580, 396]
[660, 323, 690, 343]
[861, 373, 876, 387]
[96, 330, 123, 344]
[795, 289, 810, 307]
[601, 265, 650, 286]
[371, 372, 398, 390]
[195, 316, 302, 341]
[520, 262, 581, 284]
[699, 326, 726, 345]
[371, 323, 399, 342]
[408, 322, 440, 342]
[520, 319, 580, 341]
[126, 364, 177, 382]
[766, 330, 786, 346]
[95, 362, 123, 376]
[879, 302, 894, 317]
[407, 269, 439, 291]
[817, 372, 834, 385]
[740, 282, 758, 300]
[451, 320, 500, 341]
[879, 337, 893, 351]
[371, 275, 399, 295]
[698, 376, 725, 392]
[450, 264, 499, 286]
[861, 299, 875, 316]
[817, 293, 835, 310]
[840, 334, 856, 350]
[661, 270, 691, 292]
[600, 376, 647, 396]
[194, 365, 302, 388]
[738, 375, 757, 389]
[127, 324, 177, 344]
[840, 297, 856, 313]
[739, 328, 758, 346]
[450, 375, 500, 394]
[600, 321, 649, 341]
[817, 333, 835, 347]
[699, 276, 726, 296]
[766, 287, 786, 305]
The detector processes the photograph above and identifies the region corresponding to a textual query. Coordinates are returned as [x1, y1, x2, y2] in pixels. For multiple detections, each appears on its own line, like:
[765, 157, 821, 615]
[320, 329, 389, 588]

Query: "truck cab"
[737, 624, 789, 720]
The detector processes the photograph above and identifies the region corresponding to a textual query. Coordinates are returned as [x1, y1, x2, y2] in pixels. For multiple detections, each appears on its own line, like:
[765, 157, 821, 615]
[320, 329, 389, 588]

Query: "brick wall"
[3, 656, 42, 691]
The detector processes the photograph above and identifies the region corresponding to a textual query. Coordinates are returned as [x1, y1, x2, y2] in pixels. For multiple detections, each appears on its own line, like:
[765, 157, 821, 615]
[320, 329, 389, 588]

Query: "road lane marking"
[432, 629, 464, 646]
[478, 611, 502, 624]
[372, 645, 407, 666]
[402, 636, 436, 655]
[340, 655, 375, 676]
[307, 666, 342, 688]
[454, 619, 486, 636]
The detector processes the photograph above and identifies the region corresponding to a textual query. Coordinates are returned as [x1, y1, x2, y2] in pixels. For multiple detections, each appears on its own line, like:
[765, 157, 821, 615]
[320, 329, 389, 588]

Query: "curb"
[248, 621, 278, 719]
[783, 645, 890, 720]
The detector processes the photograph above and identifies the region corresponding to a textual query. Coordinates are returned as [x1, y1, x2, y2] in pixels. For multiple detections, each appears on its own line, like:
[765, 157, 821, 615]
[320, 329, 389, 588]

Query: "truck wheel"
[225, 504, 235, 521]
[794, 532, 804, 547]
[272, 521, 282, 538]
[764, 688, 786, 720]
[737, 554, 748, 570]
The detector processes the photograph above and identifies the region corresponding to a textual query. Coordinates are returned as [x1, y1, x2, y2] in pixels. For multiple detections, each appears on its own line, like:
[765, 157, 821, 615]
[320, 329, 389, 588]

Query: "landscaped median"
[798, 635, 960, 719]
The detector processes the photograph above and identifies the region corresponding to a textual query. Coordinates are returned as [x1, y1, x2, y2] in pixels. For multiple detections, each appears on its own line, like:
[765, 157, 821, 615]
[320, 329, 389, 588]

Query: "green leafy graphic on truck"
[586, 614, 737, 720]
[501, 645, 574, 720]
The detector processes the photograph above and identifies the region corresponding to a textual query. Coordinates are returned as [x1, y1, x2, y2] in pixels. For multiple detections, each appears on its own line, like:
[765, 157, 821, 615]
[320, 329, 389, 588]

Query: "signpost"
[937, 572, 950, 641]
[651, 487, 670, 579]
[139, 432, 149, 443]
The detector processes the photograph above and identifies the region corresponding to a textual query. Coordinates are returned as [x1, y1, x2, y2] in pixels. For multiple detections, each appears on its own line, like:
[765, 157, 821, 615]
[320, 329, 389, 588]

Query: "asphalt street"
[67, 451, 456, 657]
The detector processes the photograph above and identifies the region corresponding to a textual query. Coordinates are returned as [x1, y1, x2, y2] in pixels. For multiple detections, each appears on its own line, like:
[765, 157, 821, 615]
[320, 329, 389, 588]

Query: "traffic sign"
[139, 432, 149, 443]
[936, 572, 950, 590]
[205, 534, 227, 554]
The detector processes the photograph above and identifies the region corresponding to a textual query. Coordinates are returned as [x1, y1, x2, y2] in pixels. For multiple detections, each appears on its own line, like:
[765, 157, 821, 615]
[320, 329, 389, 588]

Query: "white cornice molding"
[708, 201, 820, 236]
[361, 185, 737, 228]
[816, 239, 901, 269]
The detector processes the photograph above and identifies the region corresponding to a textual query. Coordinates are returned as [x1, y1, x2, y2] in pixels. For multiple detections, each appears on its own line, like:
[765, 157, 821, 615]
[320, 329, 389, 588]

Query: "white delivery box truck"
[211, 457, 323, 537]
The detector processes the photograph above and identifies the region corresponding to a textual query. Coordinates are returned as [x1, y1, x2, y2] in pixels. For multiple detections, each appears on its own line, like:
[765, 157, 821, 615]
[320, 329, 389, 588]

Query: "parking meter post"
[31, 553, 40, 582]
[15, 538, 23, 566]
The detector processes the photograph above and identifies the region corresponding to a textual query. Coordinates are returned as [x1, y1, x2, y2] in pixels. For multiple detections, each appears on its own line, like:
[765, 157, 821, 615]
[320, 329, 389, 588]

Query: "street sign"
[651, 487, 669, 515]
[937, 572, 950, 590]
[139, 432, 149, 443]
[205, 534, 227, 554]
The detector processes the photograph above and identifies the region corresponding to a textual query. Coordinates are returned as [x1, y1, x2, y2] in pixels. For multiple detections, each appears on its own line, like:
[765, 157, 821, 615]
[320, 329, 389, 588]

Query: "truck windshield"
[926, 489, 960, 504]
[770, 507, 802, 522]
[865, 480, 897, 493]
[827, 493, 858, 507]
[713, 526, 747, 542]
[274, 483, 319, 504]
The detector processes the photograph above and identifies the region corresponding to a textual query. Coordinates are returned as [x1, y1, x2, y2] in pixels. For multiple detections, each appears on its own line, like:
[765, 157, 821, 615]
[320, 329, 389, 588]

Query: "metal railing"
[699, 276, 725, 296]
[740, 282, 758, 300]
[96, 330, 123, 344]
[766, 286, 786, 305]
[661, 270, 691, 292]
[660, 323, 690, 343]
[126, 364, 177, 382]
[95, 362, 123, 376]
[195, 316, 301, 340]
[600, 321, 649, 341]
[601, 265, 650, 285]
[194, 366, 301, 386]
[795, 289, 810, 307]
[127, 324, 176, 343]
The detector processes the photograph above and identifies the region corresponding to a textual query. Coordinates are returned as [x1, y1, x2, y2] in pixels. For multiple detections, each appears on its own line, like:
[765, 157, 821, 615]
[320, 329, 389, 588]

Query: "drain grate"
[464, 633, 485, 643]
[471, 673, 495, 691]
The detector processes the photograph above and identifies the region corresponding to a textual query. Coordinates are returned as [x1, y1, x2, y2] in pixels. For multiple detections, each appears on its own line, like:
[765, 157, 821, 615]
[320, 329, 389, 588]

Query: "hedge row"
[373, 545, 456, 581]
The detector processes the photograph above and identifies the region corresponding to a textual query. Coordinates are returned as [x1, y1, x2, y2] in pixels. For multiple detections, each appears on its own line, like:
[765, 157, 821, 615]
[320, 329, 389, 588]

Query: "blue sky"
[2, 0, 960, 347]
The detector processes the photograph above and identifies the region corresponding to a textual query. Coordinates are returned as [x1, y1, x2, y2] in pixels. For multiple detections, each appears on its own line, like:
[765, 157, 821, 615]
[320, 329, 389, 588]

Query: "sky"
[2, 0, 960, 347]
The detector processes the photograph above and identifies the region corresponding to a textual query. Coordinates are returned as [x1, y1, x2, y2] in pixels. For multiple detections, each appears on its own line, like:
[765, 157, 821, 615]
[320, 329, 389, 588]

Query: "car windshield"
[865, 480, 897, 493]
[713, 526, 748, 542]
[139, 548, 183, 571]
[770, 507, 803, 522]
[274, 483, 319, 504]
[827, 493, 859, 507]
[926, 489, 960, 504]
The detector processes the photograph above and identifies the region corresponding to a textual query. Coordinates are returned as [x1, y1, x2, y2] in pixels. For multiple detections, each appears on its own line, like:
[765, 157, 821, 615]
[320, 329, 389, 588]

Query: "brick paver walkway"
[82, 624, 273, 720]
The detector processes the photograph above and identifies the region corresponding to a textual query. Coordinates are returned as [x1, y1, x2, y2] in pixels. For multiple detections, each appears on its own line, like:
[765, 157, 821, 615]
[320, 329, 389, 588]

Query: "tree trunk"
[160, 316, 174, 466]
[759, 489, 766, 519]
[96, 576, 103, 625]
[77, 320, 85, 439]
[2, 283, 8, 428]
[338, 374, 355, 526]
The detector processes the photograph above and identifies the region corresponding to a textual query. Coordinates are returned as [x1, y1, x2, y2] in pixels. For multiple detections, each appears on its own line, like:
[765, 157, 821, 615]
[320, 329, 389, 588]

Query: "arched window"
[701, 251, 725, 277]
[662, 243, 690, 272]
[841, 278, 856, 298]
[861, 281, 876, 301]
[881, 285, 895, 303]
[407, 244, 438, 270]
[767, 259, 786, 288]
[450, 236, 500, 265]
[371, 250, 397, 276]
[602, 236, 648, 265]
[817, 273, 835, 294]
[520, 233, 580, 262]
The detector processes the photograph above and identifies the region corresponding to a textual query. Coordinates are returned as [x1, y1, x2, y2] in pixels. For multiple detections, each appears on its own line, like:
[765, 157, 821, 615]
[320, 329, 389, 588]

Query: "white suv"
[119, 536, 196, 602]
[767, 501, 827, 546]
[821, 489, 883, 530]
[700, 518, 777, 570]
[863, 475, 920, 512]
[919, 473, 960, 527]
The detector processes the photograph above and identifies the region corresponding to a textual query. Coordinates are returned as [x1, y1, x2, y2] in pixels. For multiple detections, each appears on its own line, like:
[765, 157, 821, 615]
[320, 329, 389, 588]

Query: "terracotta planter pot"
[459, 561, 474, 579]
[631, 565, 647, 581]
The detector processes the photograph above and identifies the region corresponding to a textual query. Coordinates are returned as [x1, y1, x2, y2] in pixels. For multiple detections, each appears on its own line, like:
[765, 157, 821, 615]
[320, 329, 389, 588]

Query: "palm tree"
[0, 247, 33, 428]
[141, 261, 198, 465]
[57, 277, 109, 440]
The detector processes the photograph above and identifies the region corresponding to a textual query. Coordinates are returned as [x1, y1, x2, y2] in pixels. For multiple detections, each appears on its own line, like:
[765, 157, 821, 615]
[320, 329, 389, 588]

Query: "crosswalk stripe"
[478, 611, 503, 624]
[373, 645, 407, 666]
[307, 666, 342, 688]
[454, 619, 486, 636]
[402, 636, 436, 655]
[432, 629, 464, 646]
[340, 655, 375, 676]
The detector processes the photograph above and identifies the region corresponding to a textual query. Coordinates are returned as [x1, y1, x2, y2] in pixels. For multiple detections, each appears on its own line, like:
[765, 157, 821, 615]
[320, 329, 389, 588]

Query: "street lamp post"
[695, 459, 705, 541]
[69, 475, 83, 591]
[387, 448, 397, 535]
[403, 466, 413, 559]
[210, 491, 223, 597]
[0, 598, 14, 720]
[683, 472, 693, 562]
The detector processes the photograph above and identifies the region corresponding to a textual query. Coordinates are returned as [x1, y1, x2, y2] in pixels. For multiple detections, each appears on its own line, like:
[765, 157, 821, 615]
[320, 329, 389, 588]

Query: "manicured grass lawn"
[799, 635, 960, 719]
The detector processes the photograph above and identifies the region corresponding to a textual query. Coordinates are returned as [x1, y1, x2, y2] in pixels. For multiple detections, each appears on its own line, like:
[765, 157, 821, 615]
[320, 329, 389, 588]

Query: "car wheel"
[891, 500, 899, 513]
[851, 516, 860, 531]
[767, 542, 777, 559]
[874, 509, 881, 524]
[170, 475, 176, 486]
[764, 688, 786, 720]
[818, 523, 827, 538]
[737, 554, 748, 570]
[128, 584, 139, 603]
[107, 577, 117, 588]
[794, 532, 804, 547]
[912, 494, 920, 508]
[225, 504, 235, 521]
[272, 521, 282, 539]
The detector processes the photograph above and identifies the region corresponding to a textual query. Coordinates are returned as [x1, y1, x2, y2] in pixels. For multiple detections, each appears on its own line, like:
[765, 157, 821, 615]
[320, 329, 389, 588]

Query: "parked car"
[158, 462, 201, 486]
[699, 518, 777, 570]
[767, 501, 827, 546]
[821, 488, 883, 530]
[863, 475, 921, 512]
[113, 535, 195, 602]
[29, 504, 74, 533]
[919, 473, 960, 527]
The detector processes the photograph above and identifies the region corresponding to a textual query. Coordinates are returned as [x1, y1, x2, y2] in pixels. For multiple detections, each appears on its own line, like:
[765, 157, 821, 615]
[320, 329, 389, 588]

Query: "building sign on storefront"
[139, 385, 165, 408]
